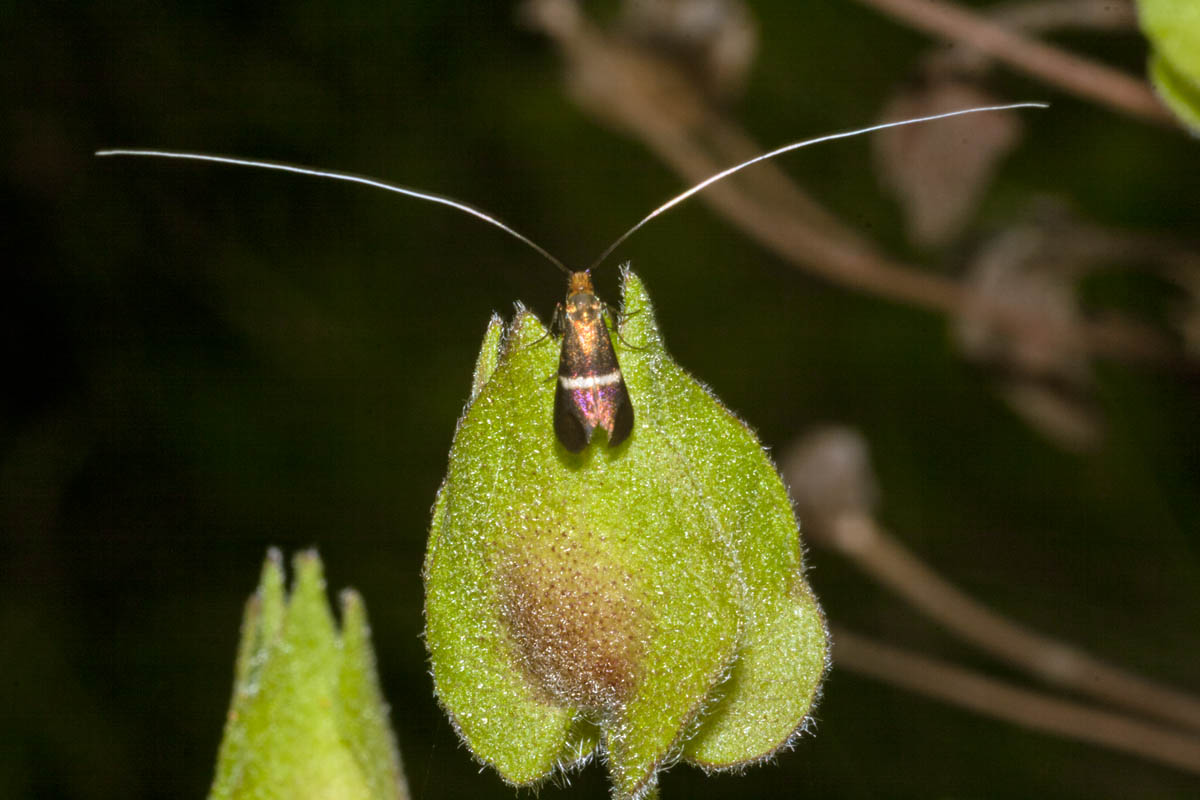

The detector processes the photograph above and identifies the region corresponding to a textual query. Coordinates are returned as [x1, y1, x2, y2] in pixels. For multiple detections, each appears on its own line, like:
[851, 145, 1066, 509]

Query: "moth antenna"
[587, 101, 1049, 272]
[94, 149, 572, 276]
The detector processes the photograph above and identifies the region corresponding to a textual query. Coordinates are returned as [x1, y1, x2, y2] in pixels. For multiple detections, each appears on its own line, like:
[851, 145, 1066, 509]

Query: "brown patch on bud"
[497, 525, 647, 711]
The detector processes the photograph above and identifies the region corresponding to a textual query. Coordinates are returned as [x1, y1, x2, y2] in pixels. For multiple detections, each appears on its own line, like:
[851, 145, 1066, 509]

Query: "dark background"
[4, 1, 1199, 798]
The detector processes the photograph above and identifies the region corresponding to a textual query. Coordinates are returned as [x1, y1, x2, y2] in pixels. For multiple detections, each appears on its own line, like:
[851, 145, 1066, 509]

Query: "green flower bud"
[210, 550, 410, 800]
[424, 269, 829, 798]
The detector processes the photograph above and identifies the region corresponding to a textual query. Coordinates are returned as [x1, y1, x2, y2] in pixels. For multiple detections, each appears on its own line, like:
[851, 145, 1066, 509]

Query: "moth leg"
[608, 305, 650, 352]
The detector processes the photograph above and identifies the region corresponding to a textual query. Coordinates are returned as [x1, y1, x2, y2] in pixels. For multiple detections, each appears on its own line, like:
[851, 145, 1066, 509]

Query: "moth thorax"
[567, 293, 604, 321]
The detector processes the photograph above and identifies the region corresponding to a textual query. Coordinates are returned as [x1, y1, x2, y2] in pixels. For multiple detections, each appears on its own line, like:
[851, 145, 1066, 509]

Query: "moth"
[552, 269, 633, 452]
[98, 102, 1044, 453]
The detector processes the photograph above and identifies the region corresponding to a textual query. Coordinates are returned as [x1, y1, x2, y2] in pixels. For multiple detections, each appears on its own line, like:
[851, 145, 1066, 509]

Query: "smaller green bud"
[209, 550, 410, 800]
[425, 269, 829, 799]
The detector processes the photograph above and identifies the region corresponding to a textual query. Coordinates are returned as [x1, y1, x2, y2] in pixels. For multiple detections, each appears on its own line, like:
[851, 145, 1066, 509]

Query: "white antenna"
[586, 102, 1049, 272]
[98, 102, 1047, 279]
[94, 149, 572, 276]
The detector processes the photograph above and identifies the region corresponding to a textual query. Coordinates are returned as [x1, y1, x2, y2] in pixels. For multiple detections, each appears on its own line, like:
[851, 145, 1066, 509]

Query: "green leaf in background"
[209, 550, 410, 800]
[424, 269, 829, 798]
[1138, 0, 1200, 133]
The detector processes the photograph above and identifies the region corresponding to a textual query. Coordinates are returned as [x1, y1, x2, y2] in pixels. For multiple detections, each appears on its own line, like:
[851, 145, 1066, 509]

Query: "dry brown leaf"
[955, 219, 1103, 451]
[875, 80, 1022, 247]
[619, 0, 758, 101]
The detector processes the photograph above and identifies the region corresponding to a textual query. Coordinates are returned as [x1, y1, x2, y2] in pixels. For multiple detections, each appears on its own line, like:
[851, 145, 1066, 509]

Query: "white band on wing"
[559, 371, 623, 391]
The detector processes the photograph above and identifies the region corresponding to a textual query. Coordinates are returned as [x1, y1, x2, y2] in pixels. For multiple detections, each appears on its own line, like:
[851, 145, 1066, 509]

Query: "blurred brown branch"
[832, 627, 1200, 775]
[826, 512, 1200, 732]
[784, 426, 1200, 751]
[853, 0, 1173, 125]
[992, 0, 1138, 34]
[782, 424, 1200, 758]
[521, 0, 1186, 369]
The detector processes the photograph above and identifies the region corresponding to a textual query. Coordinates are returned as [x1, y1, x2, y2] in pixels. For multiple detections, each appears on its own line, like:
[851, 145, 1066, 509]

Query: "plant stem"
[827, 513, 1200, 733]
[832, 627, 1200, 775]
[852, 0, 1173, 125]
